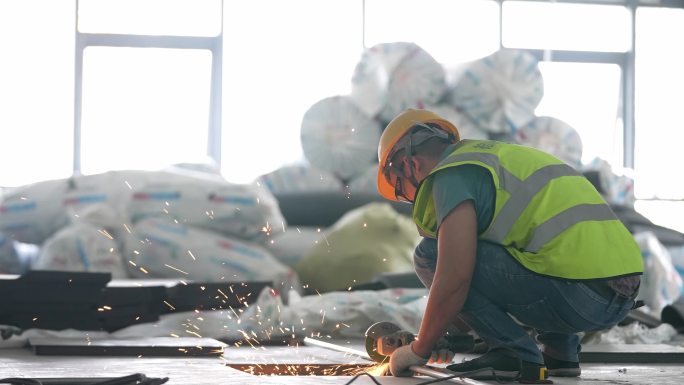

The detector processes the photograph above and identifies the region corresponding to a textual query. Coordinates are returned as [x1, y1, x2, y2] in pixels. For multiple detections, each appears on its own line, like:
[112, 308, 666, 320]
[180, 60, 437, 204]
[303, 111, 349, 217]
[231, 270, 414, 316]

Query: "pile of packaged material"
[256, 44, 592, 290]
[0, 168, 299, 298]
[267, 44, 585, 201]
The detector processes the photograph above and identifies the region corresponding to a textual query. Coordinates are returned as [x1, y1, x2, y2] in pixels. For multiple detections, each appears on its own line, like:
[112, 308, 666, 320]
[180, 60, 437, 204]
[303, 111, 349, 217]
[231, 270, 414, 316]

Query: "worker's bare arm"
[412, 200, 478, 357]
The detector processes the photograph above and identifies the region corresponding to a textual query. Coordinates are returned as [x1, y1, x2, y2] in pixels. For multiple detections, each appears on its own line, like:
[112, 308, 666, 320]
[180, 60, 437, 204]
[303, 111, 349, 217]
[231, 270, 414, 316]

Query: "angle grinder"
[364, 321, 416, 363]
[365, 321, 479, 363]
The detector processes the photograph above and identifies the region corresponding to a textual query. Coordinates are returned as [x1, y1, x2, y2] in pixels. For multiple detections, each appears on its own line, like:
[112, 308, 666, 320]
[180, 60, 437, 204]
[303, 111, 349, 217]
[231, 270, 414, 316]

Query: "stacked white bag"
[124, 218, 299, 295]
[127, 170, 285, 242]
[36, 221, 129, 279]
[0, 178, 73, 245]
[0, 168, 297, 292]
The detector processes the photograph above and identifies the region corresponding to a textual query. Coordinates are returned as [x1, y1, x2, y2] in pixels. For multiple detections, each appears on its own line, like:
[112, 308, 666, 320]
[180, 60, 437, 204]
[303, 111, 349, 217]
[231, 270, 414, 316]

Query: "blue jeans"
[414, 238, 635, 364]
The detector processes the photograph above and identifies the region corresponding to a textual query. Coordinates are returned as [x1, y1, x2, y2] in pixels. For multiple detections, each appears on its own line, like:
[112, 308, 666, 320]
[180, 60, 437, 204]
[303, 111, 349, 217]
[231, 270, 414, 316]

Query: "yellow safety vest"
[413, 140, 643, 280]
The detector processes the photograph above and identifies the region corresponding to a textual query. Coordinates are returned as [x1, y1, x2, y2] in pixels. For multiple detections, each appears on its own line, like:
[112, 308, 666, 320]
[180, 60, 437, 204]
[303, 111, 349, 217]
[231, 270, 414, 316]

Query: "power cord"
[343, 367, 506, 385]
[91, 374, 169, 385]
[345, 346, 548, 385]
[344, 373, 384, 385]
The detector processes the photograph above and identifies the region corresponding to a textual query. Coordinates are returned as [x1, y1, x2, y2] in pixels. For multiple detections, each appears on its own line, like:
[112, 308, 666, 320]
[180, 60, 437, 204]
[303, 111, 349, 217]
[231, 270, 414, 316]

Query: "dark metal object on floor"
[0, 373, 168, 385]
[28, 337, 226, 357]
[580, 344, 684, 364]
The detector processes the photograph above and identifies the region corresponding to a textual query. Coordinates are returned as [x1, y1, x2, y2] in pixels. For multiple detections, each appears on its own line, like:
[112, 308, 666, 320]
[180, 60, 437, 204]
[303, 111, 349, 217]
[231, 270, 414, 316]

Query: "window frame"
[495, 4, 683, 167]
[73, 0, 224, 174]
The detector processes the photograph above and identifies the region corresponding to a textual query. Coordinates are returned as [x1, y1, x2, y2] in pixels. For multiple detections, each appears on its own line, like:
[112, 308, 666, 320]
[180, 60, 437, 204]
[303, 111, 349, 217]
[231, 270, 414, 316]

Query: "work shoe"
[445, 349, 550, 382]
[543, 352, 581, 377]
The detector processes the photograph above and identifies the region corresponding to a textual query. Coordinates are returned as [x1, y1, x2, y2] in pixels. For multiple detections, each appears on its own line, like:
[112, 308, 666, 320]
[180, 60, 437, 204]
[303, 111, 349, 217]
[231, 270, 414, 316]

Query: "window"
[633, 7, 684, 233]
[503, 1, 631, 52]
[78, 0, 222, 36]
[221, 0, 362, 183]
[80, 47, 212, 175]
[0, 0, 74, 187]
[364, 0, 500, 66]
[535, 62, 623, 167]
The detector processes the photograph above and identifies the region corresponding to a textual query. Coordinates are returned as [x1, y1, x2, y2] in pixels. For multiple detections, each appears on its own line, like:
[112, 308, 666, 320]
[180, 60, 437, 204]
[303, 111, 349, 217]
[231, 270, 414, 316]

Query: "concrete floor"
[2, 339, 684, 384]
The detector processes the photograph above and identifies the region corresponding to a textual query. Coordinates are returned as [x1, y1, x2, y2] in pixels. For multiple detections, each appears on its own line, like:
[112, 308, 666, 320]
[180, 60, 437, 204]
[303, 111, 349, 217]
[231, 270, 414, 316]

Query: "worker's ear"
[411, 154, 431, 179]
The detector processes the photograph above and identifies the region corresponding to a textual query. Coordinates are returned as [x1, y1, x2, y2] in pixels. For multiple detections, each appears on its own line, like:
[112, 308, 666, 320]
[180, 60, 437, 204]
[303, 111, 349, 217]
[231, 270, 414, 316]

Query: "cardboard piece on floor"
[580, 343, 684, 363]
[28, 337, 226, 357]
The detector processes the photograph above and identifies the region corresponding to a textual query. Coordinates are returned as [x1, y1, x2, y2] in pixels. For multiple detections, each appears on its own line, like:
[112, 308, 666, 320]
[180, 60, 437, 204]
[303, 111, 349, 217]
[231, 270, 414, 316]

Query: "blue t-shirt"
[431, 164, 496, 234]
[412, 163, 496, 288]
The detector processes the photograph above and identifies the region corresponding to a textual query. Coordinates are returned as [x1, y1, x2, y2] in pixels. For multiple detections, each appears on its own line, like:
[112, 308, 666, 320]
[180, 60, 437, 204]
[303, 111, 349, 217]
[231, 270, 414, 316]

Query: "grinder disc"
[364, 321, 402, 363]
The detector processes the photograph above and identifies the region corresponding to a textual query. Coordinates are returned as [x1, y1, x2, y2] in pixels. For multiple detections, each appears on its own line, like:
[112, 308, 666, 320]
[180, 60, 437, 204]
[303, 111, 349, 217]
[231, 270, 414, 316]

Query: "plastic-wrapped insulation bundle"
[256, 164, 343, 194]
[348, 164, 381, 196]
[447, 49, 544, 134]
[423, 104, 488, 140]
[300, 95, 381, 182]
[351, 42, 447, 122]
[515, 116, 583, 168]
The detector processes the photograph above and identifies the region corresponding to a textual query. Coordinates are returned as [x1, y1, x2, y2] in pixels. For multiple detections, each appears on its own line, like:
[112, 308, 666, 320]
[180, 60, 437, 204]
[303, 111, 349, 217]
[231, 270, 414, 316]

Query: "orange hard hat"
[376, 108, 460, 201]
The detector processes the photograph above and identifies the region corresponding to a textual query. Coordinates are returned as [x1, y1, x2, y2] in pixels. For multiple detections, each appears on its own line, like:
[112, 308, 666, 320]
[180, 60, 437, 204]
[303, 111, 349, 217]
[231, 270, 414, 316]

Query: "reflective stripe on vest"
[434, 152, 615, 247]
[527, 203, 617, 252]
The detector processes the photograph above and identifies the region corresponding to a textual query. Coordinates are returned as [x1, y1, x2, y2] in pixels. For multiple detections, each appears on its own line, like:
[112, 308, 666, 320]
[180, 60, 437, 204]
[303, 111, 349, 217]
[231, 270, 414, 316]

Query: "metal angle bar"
[303, 337, 373, 360]
[303, 337, 488, 385]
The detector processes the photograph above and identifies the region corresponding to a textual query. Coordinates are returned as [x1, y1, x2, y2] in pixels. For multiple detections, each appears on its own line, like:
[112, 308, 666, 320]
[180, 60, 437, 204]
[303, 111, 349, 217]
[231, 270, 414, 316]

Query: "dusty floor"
[2, 339, 683, 384]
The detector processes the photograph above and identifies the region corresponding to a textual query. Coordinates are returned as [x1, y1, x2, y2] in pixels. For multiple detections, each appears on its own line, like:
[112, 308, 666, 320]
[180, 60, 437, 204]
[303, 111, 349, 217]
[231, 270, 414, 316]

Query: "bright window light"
[78, 0, 222, 36]
[364, 0, 500, 66]
[634, 200, 684, 234]
[0, 0, 74, 187]
[634, 7, 684, 200]
[80, 47, 212, 175]
[221, 0, 362, 184]
[633, 7, 684, 233]
[503, 1, 631, 52]
[535, 62, 623, 168]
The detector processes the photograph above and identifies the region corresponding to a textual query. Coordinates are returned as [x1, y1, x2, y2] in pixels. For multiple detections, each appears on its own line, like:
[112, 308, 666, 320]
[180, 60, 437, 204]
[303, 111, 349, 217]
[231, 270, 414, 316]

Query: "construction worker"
[378, 109, 643, 382]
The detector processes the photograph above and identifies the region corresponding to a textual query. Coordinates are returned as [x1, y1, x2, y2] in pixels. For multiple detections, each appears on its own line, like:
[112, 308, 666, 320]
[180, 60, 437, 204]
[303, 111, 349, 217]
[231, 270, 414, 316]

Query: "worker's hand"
[389, 342, 429, 377]
[428, 348, 455, 364]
